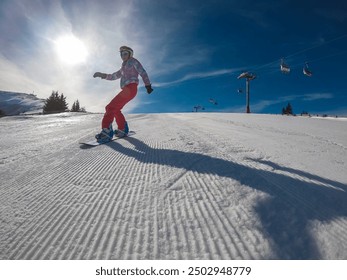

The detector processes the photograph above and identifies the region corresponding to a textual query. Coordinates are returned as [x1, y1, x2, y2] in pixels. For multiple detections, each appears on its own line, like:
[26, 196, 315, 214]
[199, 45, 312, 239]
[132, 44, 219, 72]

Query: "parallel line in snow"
[195, 171, 264, 259]
[183, 119, 347, 250]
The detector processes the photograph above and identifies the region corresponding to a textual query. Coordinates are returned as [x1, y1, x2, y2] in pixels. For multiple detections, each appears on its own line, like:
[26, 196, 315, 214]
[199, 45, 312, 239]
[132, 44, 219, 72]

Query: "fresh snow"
[0, 112, 346, 260]
[0, 91, 44, 115]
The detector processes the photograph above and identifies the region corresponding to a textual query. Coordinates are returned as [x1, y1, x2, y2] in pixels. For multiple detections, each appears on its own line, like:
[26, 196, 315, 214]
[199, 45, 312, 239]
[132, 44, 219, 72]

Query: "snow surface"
[0, 91, 44, 115]
[0, 112, 346, 260]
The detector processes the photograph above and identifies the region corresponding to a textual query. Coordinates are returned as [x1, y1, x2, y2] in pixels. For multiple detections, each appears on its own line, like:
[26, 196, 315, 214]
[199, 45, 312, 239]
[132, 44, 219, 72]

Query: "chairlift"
[193, 105, 205, 112]
[280, 58, 291, 74]
[209, 98, 218, 105]
[303, 62, 312, 77]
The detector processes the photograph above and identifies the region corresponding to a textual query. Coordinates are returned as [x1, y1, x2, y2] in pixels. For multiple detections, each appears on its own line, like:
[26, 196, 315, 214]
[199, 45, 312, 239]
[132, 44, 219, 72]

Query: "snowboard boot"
[114, 121, 128, 138]
[124, 121, 129, 134]
[114, 129, 127, 138]
[95, 124, 114, 143]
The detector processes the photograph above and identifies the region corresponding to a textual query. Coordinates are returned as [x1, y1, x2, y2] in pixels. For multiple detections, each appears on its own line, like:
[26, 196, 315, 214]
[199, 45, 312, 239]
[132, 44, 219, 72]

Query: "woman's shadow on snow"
[107, 137, 347, 259]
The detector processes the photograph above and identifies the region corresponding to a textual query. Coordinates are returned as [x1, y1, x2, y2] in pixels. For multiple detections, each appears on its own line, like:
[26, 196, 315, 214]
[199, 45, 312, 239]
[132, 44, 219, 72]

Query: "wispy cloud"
[246, 92, 334, 112]
[250, 98, 288, 112]
[0, 0, 219, 112]
[302, 93, 334, 101]
[0, 0, 143, 112]
[153, 68, 243, 88]
[2, 0, 342, 115]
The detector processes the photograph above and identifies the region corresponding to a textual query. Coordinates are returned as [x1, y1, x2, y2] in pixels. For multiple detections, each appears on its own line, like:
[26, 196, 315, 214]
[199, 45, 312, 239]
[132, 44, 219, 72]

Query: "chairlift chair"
[303, 62, 312, 77]
[193, 105, 205, 112]
[280, 58, 291, 74]
[209, 98, 218, 105]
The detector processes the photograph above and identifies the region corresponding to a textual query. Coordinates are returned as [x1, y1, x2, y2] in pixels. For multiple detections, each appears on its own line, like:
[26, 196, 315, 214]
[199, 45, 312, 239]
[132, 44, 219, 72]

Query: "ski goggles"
[120, 51, 130, 57]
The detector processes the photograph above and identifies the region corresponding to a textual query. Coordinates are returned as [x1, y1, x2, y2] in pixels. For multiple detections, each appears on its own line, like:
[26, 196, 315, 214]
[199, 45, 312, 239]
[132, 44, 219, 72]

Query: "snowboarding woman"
[93, 46, 153, 143]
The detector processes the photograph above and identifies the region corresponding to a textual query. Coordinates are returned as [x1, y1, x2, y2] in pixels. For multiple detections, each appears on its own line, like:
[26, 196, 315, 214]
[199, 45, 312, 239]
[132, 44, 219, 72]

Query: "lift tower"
[237, 72, 256, 113]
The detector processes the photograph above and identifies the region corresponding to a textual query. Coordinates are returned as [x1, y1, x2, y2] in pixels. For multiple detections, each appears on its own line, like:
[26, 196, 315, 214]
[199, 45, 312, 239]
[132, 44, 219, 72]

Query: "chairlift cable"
[285, 33, 347, 59]
[245, 33, 347, 74]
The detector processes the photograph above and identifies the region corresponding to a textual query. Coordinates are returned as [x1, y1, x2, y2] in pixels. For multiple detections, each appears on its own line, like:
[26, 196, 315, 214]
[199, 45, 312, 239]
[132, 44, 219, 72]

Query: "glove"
[93, 72, 107, 79]
[145, 84, 153, 94]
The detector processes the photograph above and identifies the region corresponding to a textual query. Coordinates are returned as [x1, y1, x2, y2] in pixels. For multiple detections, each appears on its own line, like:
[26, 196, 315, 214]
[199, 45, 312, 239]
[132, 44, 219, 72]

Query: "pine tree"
[75, 100, 80, 112]
[43, 91, 69, 114]
[286, 103, 293, 115]
[71, 101, 76, 112]
[282, 103, 294, 115]
[60, 93, 68, 112]
[71, 99, 83, 112]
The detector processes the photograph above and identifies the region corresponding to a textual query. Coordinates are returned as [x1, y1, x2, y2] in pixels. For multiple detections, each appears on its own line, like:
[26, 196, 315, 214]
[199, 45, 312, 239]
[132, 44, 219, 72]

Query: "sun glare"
[55, 35, 88, 65]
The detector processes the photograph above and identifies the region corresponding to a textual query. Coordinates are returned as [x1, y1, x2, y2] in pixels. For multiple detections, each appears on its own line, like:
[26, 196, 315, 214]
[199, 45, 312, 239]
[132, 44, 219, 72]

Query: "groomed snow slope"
[0, 113, 346, 260]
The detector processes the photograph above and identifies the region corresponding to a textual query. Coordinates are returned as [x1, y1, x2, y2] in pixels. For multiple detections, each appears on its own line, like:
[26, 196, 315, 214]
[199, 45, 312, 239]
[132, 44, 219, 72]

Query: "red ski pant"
[102, 83, 137, 130]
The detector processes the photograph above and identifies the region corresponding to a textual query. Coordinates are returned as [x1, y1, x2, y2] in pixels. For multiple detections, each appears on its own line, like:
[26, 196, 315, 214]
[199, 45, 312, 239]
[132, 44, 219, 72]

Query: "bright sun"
[54, 35, 88, 65]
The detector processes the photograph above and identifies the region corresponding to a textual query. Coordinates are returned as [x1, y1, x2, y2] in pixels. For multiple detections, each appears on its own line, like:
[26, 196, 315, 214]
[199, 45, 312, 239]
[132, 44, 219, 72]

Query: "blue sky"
[1, 0, 346, 115]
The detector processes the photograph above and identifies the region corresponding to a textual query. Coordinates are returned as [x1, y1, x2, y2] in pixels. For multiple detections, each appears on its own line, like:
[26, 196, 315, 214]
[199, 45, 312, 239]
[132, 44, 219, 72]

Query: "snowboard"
[80, 131, 136, 146]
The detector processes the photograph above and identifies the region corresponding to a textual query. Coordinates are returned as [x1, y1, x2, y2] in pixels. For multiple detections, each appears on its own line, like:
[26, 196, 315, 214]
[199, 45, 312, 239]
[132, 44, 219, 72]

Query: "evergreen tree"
[71, 101, 76, 112]
[43, 91, 68, 114]
[286, 103, 293, 115]
[282, 103, 294, 115]
[60, 93, 68, 112]
[75, 100, 80, 112]
[71, 99, 84, 112]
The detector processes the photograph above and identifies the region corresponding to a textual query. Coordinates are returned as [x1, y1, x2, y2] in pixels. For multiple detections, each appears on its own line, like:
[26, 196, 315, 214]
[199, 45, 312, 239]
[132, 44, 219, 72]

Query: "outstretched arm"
[134, 60, 153, 93]
[93, 70, 121, 80]
[105, 70, 122, 80]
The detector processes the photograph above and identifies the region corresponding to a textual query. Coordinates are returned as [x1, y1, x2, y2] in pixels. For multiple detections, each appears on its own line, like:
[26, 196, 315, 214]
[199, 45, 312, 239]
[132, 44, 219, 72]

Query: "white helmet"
[119, 46, 133, 57]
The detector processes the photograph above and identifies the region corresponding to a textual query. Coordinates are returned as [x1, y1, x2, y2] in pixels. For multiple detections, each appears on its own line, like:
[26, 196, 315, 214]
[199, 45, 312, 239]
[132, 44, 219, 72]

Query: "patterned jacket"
[106, 57, 151, 89]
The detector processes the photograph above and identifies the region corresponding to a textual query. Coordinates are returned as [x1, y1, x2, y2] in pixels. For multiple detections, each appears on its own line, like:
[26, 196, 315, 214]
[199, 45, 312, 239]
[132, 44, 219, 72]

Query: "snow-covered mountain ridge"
[0, 90, 44, 115]
[0, 112, 346, 259]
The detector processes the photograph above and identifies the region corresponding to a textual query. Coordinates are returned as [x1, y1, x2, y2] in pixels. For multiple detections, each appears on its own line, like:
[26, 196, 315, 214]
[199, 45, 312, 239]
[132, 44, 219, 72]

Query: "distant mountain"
[0, 90, 45, 116]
